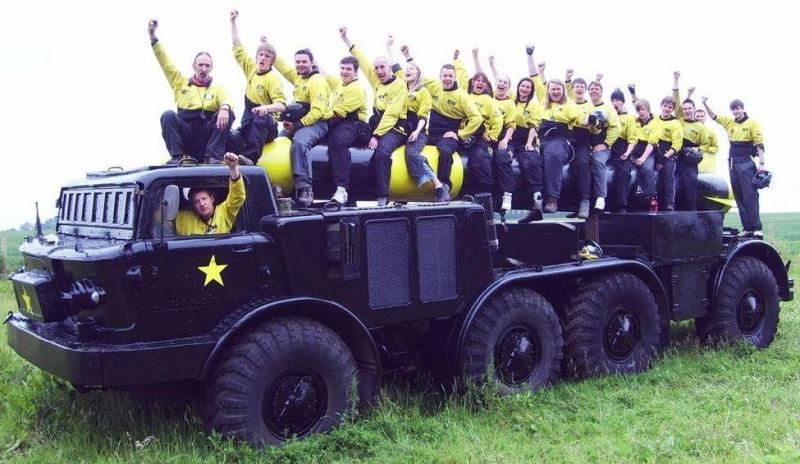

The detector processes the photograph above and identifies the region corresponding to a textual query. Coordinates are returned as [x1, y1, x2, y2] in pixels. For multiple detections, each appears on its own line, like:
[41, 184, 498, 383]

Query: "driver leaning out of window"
[177, 152, 246, 235]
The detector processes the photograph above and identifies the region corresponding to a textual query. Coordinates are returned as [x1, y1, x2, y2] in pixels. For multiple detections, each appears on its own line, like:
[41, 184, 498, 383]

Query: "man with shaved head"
[340, 27, 409, 206]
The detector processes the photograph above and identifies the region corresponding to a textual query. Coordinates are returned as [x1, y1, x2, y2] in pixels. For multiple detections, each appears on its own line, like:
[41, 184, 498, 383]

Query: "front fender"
[717, 240, 793, 301]
[200, 296, 382, 383]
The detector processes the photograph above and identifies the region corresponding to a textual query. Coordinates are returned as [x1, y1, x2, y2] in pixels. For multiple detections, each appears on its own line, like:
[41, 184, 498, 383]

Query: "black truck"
[5, 165, 793, 447]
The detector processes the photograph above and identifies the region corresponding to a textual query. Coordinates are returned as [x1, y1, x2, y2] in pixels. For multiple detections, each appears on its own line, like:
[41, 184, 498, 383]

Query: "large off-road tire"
[460, 287, 563, 395]
[564, 273, 660, 378]
[696, 256, 780, 348]
[202, 316, 358, 447]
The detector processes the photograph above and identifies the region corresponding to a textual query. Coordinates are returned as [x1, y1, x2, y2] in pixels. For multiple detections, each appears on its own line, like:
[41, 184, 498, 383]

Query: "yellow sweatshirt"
[471, 93, 503, 142]
[495, 97, 517, 131]
[649, 115, 684, 154]
[232, 44, 286, 107]
[274, 56, 333, 126]
[588, 100, 622, 147]
[514, 100, 541, 130]
[153, 42, 232, 112]
[176, 177, 245, 236]
[423, 77, 483, 140]
[350, 46, 408, 136]
[714, 114, 764, 147]
[326, 76, 368, 122]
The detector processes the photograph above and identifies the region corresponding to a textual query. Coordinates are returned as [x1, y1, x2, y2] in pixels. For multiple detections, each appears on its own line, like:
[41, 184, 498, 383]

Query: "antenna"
[35, 202, 43, 241]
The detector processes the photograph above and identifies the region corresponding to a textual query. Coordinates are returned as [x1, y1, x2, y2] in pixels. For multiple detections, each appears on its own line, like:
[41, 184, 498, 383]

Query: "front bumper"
[6, 314, 215, 387]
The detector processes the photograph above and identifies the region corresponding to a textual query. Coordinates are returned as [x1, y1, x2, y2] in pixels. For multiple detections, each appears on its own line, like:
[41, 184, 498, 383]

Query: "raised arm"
[472, 48, 485, 75]
[453, 52, 469, 90]
[673, 71, 683, 118]
[230, 9, 241, 46]
[148, 19, 185, 91]
[701, 96, 717, 120]
[525, 44, 538, 76]
[628, 83, 639, 104]
[488, 55, 500, 82]
[340, 26, 378, 89]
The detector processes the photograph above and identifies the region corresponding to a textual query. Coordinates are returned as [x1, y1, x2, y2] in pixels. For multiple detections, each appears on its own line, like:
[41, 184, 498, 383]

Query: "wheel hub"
[605, 310, 639, 361]
[737, 290, 764, 335]
[264, 369, 326, 439]
[494, 326, 539, 386]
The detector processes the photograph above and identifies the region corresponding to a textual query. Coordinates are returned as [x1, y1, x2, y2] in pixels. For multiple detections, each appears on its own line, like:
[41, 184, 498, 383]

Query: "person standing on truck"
[702, 97, 766, 237]
[401, 46, 483, 194]
[608, 88, 639, 212]
[671, 72, 709, 211]
[176, 153, 246, 236]
[228, 11, 286, 166]
[149, 19, 235, 165]
[386, 37, 451, 202]
[340, 27, 410, 207]
[322, 55, 368, 205]
[273, 44, 333, 207]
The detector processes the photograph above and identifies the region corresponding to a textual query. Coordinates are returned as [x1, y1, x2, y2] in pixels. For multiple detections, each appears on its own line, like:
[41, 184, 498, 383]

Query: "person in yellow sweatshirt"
[273, 42, 333, 206]
[229, 10, 286, 166]
[401, 45, 483, 192]
[321, 55, 368, 204]
[538, 79, 586, 214]
[692, 91, 720, 173]
[453, 54, 501, 198]
[564, 70, 596, 218]
[702, 97, 766, 237]
[340, 27, 409, 206]
[149, 19, 234, 165]
[176, 153, 246, 236]
[620, 98, 659, 212]
[649, 96, 684, 211]
[386, 36, 450, 202]
[608, 88, 638, 212]
[585, 80, 621, 213]
[671, 72, 709, 210]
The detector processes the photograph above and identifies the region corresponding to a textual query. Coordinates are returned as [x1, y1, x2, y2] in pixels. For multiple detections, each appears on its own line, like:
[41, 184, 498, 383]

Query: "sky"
[1, 0, 798, 229]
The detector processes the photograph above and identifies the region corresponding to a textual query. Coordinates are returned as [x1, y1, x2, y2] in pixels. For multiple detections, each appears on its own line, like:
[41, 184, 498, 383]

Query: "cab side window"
[149, 179, 247, 239]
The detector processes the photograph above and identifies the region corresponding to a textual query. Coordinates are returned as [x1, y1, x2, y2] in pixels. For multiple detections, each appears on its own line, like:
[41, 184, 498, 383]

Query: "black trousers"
[570, 143, 592, 201]
[730, 158, 762, 231]
[510, 141, 544, 209]
[541, 137, 570, 200]
[239, 113, 278, 161]
[161, 110, 234, 160]
[492, 143, 515, 194]
[676, 158, 699, 211]
[428, 135, 460, 189]
[373, 130, 408, 197]
[327, 120, 358, 189]
[657, 155, 676, 207]
[466, 140, 493, 195]
[609, 152, 632, 208]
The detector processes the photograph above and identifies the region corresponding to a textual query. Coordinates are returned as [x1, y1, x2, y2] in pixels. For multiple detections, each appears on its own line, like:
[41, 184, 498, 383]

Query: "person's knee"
[160, 110, 179, 125]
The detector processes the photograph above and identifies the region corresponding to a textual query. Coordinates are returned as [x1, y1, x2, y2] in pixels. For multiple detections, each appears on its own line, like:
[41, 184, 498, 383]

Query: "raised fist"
[230, 9, 238, 21]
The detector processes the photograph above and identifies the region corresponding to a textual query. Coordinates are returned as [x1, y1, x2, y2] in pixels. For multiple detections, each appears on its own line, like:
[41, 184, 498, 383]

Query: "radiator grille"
[58, 186, 138, 239]
[366, 218, 410, 309]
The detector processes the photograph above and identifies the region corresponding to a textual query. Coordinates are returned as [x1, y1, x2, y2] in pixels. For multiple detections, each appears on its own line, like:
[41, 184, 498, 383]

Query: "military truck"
[6, 164, 793, 447]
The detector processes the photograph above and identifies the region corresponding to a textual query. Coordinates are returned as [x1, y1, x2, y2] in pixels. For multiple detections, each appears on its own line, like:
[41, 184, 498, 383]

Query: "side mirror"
[162, 185, 180, 221]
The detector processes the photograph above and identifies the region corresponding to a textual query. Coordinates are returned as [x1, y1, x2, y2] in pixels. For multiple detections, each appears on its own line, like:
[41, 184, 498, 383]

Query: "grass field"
[0, 213, 798, 463]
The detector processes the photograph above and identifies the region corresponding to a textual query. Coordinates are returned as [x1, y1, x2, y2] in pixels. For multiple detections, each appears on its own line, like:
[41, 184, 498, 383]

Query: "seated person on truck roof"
[149, 19, 235, 165]
[176, 153, 246, 235]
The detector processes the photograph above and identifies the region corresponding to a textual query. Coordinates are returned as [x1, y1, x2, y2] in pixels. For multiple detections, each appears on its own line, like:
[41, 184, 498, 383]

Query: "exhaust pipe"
[473, 193, 499, 252]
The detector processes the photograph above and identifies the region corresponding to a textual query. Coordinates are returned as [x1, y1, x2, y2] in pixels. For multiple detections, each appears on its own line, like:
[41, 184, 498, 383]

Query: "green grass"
[1, 214, 798, 463]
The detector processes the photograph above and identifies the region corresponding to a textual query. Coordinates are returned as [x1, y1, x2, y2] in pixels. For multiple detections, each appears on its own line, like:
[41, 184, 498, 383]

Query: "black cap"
[610, 88, 625, 103]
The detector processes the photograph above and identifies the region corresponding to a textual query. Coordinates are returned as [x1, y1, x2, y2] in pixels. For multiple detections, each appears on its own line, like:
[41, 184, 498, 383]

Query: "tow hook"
[3, 311, 13, 325]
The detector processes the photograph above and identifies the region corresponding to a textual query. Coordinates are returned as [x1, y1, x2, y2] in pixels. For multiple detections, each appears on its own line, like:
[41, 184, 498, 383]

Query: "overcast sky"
[1, 0, 798, 229]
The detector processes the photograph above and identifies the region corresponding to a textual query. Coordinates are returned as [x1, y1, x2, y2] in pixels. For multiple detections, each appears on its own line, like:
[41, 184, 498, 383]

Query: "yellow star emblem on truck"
[21, 288, 32, 311]
[198, 255, 228, 287]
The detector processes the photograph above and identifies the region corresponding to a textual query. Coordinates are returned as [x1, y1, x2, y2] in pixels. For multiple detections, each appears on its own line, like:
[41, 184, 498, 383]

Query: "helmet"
[578, 239, 603, 261]
[752, 170, 772, 189]
[683, 147, 703, 165]
[280, 102, 310, 122]
[587, 110, 608, 129]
